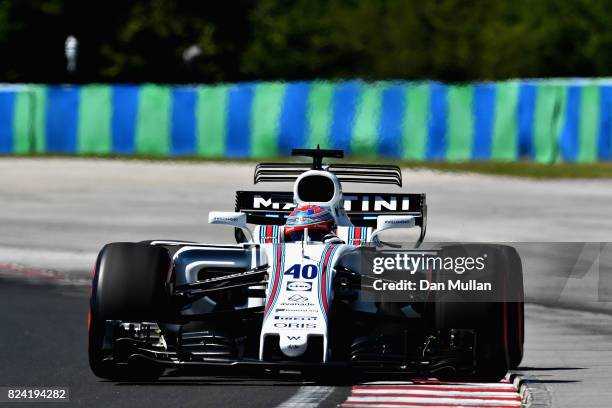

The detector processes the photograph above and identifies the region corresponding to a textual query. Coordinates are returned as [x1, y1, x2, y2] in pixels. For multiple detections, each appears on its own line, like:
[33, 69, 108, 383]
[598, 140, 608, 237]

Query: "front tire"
[434, 244, 523, 382]
[88, 242, 170, 380]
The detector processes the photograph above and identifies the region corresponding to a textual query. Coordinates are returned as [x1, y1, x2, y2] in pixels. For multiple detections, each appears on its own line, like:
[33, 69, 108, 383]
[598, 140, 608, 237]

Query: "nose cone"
[279, 334, 308, 357]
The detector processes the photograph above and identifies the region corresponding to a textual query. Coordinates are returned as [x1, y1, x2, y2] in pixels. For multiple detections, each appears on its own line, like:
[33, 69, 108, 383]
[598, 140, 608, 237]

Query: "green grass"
[3, 153, 612, 179]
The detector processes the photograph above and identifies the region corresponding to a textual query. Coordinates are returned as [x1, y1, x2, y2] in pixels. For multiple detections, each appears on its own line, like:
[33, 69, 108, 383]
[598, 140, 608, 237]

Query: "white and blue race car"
[88, 147, 524, 382]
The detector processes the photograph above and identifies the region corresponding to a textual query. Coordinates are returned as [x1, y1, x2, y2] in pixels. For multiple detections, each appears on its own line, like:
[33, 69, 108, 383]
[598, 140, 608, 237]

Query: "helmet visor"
[285, 230, 305, 242]
[285, 228, 328, 242]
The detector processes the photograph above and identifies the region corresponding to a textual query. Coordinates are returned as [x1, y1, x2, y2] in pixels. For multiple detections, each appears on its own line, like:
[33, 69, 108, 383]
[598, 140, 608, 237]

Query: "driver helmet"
[285, 205, 335, 242]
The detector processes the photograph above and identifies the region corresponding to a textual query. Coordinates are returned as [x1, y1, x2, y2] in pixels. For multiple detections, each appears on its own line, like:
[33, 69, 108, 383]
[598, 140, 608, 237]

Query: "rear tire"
[504, 247, 524, 369]
[88, 242, 170, 380]
[435, 302, 508, 382]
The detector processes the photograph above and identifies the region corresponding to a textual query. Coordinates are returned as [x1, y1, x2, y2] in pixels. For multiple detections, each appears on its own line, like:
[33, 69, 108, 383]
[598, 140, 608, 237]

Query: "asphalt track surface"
[0, 280, 349, 408]
[1, 158, 612, 407]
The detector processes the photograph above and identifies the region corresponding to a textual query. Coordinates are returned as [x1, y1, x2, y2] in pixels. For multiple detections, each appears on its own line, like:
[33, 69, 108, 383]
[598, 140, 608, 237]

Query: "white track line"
[276, 386, 335, 408]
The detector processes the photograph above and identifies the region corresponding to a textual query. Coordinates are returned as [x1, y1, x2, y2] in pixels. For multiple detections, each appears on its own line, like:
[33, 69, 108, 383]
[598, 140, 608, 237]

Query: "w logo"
[287, 335, 301, 341]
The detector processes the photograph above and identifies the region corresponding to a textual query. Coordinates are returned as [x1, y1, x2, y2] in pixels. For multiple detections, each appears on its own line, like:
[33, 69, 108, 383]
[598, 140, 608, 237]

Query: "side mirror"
[208, 211, 253, 242]
[370, 215, 416, 242]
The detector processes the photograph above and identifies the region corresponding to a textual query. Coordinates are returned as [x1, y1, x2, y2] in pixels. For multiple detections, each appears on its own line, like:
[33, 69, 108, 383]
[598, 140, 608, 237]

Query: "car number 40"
[284, 264, 318, 279]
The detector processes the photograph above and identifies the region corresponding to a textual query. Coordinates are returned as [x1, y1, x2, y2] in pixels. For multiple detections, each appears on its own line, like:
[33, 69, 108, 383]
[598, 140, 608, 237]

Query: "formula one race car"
[88, 147, 524, 382]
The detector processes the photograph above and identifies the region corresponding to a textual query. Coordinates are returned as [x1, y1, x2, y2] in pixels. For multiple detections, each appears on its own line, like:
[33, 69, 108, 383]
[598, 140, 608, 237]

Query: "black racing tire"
[88, 309, 117, 380]
[504, 247, 524, 369]
[434, 244, 523, 382]
[435, 302, 508, 382]
[88, 242, 170, 380]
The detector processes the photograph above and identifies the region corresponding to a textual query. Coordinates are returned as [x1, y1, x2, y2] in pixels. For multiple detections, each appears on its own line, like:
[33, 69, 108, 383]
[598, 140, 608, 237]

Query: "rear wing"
[254, 147, 402, 186]
[235, 191, 427, 242]
[254, 163, 402, 186]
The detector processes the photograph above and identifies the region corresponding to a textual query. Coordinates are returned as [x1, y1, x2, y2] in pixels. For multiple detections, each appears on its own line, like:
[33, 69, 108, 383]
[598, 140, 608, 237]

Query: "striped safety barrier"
[1, 80, 612, 162]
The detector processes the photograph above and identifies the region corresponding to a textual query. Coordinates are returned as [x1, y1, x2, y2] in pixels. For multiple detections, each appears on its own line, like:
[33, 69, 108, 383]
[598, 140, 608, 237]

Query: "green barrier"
[491, 81, 519, 161]
[135, 85, 171, 155]
[307, 82, 334, 149]
[251, 83, 285, 158]
[78, 85, 112, 154]
[0, 79, 611, 162]
[403, 84, 429, 161]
